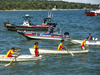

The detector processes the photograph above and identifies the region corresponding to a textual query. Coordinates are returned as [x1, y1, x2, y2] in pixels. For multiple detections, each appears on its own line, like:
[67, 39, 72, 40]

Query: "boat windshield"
[42, 18, 51, 25]
[23, 15, 33, 26]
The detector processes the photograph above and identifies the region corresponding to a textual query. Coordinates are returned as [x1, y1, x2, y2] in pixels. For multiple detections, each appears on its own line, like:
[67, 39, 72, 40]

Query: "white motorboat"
[0, 55, 42, 62]
[29, 48, 89, 55]
[17, 30, 69, 40]
[64, 38, 100, 45]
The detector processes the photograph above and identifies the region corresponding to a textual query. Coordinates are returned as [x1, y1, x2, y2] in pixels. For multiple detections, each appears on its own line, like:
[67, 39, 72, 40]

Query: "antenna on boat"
[60, 28, 62, 34]
[48, 11, 53, 18]
[52, 14, 53, 19]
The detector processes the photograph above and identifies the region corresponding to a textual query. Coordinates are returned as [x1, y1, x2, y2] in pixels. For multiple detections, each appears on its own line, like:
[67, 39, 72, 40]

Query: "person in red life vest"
[87, 33, 92, 40]
[34, 42, 39, 57]
[58, 40, 66, 50]
[81, 38, 88, 50]
[6, 47, 20, 58]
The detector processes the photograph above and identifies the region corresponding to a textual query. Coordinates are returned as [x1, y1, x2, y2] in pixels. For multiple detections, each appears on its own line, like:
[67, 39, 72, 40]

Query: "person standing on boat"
[58, 40, 66, 50]
[42, 23, 45, 26]
[6, 47, 20, 57]
[81, 38, 87, 50]
[29, 20, 32, 25]
[34, 42, 39, 57]
[87, 33, 92, 40]
[49, 25, 54, 34]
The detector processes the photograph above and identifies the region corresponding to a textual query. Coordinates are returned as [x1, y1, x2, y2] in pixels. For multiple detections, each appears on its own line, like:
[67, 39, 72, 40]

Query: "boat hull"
[0, 55, 42, 62]
[15, 25, 49, 31]
[64, 38, 100, 45]
[85, 12, 95, 16]
[17, 31, 69, 40]
[4, 24, 16, 31]
[29, 48, 89, 54]
[85, 9, 100, 16]
[4, 24, 49, 31]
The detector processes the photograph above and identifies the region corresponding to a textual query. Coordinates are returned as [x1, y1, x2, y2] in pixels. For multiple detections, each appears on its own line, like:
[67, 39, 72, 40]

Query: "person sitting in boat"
[34, 42, 39, 57]
[42, 23, 45, 26]
[29, 20, 32, 25]
[87, 33, 92, 40]
[6, 47, 20, 58]
[49, 25, 54, 34]
[58, 40, 66, 50]
[81, 38, 87, 50]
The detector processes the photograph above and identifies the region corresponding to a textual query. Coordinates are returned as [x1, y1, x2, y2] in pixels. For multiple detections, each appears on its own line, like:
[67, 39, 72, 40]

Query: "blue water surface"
[0, 10, 100, 75]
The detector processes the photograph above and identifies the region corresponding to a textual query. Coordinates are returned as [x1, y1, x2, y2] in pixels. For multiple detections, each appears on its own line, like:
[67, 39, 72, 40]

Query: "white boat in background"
[29, 48, 89, 55]
[52, 5, 57, 10]
[0, 55, 42, 62]
[85, 5, 100, 16]
[64, 38, 100, 45]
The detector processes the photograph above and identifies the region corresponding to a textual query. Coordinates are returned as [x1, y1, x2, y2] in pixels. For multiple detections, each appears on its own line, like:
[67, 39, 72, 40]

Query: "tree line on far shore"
[0, 0, 99, 10]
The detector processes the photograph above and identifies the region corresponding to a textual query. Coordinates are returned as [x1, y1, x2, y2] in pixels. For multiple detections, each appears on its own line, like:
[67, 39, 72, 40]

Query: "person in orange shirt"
[34, 42, 39, 57]
[81, 38, 87, 50]
[58, 40, 66, 50]
[42, 23, 45, 26]
[6, 47, 20, 58]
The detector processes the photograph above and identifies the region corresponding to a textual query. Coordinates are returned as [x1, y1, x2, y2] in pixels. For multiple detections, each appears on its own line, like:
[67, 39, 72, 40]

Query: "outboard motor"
[64, 32, 69, 35]
[64, 32, 69, 38]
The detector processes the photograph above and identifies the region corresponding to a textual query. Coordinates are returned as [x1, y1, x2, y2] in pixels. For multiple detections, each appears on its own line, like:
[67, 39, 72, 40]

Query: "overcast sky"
[63, 0, 100, 4]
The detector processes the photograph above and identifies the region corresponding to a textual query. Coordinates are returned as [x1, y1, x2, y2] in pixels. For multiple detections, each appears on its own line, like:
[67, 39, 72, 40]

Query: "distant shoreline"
[0, 9, 86, 11]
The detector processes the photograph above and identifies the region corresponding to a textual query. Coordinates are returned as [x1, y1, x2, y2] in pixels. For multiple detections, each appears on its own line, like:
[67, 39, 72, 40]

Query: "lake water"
[0, 10, 100, 75]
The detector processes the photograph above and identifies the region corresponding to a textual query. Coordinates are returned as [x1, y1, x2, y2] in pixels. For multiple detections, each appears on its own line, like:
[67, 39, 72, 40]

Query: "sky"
[63, 0, 100, 4]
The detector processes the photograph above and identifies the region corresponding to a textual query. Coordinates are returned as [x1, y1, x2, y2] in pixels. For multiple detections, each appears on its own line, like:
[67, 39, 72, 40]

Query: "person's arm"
[62, 44, 66, 49]
[87, 37, 89, 39]
[11, 50, 20, 55]
[84, 41, 87, 47]
[14, 49, 20, 52]
[14, 52, 20, 55]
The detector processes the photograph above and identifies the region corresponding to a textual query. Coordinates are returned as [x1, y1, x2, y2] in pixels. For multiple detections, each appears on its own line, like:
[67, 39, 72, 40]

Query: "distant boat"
[52, 5, 57, 10]
[3, 14, 57, 31]
[85, 5, 100, 16]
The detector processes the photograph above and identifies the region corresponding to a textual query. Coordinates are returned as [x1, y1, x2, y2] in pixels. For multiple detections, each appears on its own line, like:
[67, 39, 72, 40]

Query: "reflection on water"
[78, 54, 88, 64]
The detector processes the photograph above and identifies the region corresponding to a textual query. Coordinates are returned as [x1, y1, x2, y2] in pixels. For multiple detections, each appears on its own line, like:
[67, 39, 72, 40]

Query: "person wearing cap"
[34, 42, 39, 57]
[6, 47, 20, 58]
[58, 40, 66, 50]
[87, 33, 92, 40]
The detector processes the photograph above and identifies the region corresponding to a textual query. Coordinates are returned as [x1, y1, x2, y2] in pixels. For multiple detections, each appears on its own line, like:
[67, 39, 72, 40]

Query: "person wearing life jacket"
[87, 33, 92, 40]
[42, 23, 45, 26]
[81, 38, 87, 50]
[34, 42, 39, 57]
[58, 40, 66, 50]
[6, 47, 20, 58]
